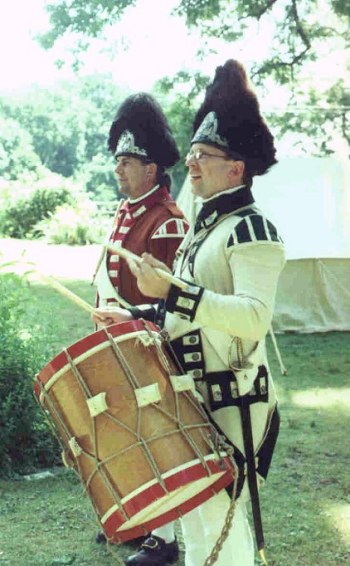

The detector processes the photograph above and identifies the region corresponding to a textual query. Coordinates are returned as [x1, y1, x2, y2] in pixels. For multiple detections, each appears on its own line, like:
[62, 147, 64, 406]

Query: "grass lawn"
[0, 262, 349, 565]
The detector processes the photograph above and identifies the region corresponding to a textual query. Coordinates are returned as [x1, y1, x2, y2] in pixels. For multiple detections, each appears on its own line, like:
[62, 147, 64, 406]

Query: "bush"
[0, 273, 60, 477]
[35, 199, 110, 245]
[0, 182, 73, 238]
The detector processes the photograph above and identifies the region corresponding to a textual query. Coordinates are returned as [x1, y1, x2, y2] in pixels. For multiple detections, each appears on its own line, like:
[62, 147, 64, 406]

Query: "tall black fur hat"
[108, 93, 180, 168]
[192, 60, 277, 177]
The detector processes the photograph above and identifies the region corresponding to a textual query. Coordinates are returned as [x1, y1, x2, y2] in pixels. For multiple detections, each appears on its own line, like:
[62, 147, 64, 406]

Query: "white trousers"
[180, 492, 254, 566]
[152, 492, 254, 566]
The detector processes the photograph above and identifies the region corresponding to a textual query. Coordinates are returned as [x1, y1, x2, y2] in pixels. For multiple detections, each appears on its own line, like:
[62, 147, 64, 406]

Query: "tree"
[38, 0, 350, 156]
[0, 76, 125, 196]
[0, 115, 42, 180]
[155, 71, 211, 196]
[38, 0, 136, 49]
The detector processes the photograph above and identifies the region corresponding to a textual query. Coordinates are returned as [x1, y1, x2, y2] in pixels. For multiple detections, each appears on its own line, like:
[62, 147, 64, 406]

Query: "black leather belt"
[204, 366, 269, 411]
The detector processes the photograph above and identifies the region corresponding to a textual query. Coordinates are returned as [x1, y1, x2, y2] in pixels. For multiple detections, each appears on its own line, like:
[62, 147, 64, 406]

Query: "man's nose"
[186, 154, 195, 166]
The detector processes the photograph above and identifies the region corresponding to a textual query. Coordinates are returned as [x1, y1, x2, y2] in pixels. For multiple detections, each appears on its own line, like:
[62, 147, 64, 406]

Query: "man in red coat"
[94, 93, 188, 309]
[93, 94, 188, 555]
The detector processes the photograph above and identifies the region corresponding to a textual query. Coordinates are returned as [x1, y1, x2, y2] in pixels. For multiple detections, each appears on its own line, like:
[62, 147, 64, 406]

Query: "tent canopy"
[253, 156, 350, 260]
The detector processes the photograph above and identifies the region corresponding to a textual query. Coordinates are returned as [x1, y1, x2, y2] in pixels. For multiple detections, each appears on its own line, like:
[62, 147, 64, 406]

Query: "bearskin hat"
[108, 93, 180, 168]
[192, 60, 277, 177]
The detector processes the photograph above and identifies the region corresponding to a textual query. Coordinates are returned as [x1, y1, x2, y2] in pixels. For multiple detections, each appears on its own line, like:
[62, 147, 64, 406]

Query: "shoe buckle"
[142, 538, 159, 550]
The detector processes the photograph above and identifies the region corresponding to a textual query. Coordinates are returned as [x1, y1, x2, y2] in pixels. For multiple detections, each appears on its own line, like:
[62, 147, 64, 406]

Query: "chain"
[203, 447, 239, 566]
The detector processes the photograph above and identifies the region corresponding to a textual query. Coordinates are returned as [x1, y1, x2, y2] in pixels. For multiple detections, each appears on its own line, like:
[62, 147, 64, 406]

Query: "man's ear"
[228, 159, 245, 182]
[233, 160, 245, 177]
[146, 162, 157, 178]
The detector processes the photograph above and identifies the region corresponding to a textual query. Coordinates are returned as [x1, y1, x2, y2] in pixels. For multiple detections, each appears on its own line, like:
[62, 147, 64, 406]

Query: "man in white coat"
[94, 60, 286, 566]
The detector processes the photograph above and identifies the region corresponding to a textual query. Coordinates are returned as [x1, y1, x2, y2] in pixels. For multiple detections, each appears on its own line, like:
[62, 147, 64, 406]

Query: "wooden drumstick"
[106, 243, 190, 291]
[16, 262, 106, 321]
[36, 272, 102, 317]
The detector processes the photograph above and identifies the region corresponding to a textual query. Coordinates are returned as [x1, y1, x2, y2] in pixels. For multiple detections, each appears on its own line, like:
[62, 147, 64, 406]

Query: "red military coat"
[95, 185, 188, 307]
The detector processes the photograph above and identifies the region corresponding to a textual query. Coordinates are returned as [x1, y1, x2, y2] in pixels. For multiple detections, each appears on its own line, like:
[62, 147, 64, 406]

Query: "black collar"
[194, 186, 255, 233]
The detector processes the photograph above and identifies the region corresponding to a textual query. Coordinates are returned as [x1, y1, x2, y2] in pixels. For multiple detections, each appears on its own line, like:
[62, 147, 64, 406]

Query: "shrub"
[35, 199, 109, 245]
[1, 183, 73, 238]
[0, 273, 60, 477]
[0, 173, 86, 238]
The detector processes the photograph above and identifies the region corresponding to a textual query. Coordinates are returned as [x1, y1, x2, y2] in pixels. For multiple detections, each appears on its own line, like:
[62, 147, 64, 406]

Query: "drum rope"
[66, 329, 167, 496]
[143, 322, 173, 374]
[146, 401, 212, 475]
[65, 348, 94, 398]
[35, 374, 128, 523]
[105, 330, 141, 389]
[105, 331, 170, 491]
[203, 450, 239, 566]
[105, 328, 210, 490]
[64, 348, 130, 519]
[182, 392, 226, 458]
[87, 453, 128, 520]
[143, 320, 209, 470]
[33, 383, 72, 460]
[140, 437, 169, 491]
[176, 396, 212, 474]
[145, 328, 216, 475]
[97, 427, 166, 493]
[34, 377, 84, 468]
[92, 423, 211, 466]
[101, 410, 140, 437]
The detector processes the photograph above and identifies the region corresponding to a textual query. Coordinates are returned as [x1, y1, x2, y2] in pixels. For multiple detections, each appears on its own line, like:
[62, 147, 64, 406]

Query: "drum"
[34, 319, 236, 543]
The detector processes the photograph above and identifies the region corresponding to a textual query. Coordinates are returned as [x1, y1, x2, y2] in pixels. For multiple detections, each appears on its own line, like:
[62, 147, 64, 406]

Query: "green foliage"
[174, 0, 223, 25]
[0, 177, 74, 238]
[156, 71, 209, 196]
[37, 0, 349, 156]
[0, 273, 60, 477]
[78, 152, 117, 202]
[1, 76, 125, 186]
[0, 115, 43, 180]
[35, 200, 109, 245]
[39, 0, 136, 48]
[8, 89, 90, 178]
[331, 0, 350, 16]
[265, 78, 350, 156]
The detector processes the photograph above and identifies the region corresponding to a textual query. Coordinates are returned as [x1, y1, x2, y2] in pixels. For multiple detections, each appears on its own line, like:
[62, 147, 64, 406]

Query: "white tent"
[177, 156, 350, 333]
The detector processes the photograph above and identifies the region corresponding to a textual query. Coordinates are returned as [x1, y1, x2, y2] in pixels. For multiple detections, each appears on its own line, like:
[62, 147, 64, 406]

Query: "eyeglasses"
[186, 149, 230, 162]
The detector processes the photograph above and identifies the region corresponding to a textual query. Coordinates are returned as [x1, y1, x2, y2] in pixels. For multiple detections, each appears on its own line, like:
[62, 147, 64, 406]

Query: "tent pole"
[269, 326, 288, 375]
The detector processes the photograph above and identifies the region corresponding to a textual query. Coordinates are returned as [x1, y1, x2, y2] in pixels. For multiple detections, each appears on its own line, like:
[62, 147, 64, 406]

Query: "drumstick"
[15, 262, 106, 321]
[36, 272, 102, 317]
[106, 243, 190, 291]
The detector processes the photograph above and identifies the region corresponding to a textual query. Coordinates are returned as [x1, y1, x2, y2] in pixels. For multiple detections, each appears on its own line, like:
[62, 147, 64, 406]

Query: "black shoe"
[124, 535, 179, 565]
[95, 531, 107, 544]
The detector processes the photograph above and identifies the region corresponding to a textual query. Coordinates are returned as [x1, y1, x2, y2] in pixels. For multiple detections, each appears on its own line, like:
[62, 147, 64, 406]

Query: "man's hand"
[92, 306, 133, 328]
[127, 253, 171, 299]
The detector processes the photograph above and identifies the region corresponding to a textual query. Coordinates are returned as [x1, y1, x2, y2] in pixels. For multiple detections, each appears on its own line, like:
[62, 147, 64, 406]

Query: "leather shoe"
[124, 535, 179, 565]
[95, 531, 107, 544]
